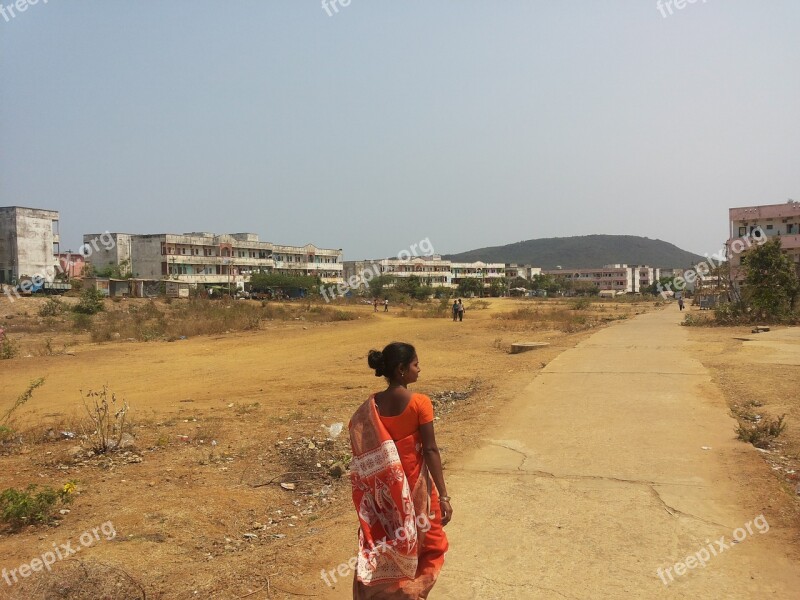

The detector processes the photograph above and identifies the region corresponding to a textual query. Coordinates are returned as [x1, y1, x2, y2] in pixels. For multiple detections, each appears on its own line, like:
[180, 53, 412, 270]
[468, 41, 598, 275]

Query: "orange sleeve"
[416, 394, 434, 426]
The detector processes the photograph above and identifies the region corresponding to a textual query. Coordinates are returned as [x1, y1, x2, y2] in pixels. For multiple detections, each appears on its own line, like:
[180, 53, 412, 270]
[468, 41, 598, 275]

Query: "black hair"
[368, 342, 417, 379]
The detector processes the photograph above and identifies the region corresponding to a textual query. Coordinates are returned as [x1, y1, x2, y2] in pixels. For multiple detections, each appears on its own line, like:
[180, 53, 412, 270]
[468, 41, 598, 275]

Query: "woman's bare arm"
[419, 421, 452, 526]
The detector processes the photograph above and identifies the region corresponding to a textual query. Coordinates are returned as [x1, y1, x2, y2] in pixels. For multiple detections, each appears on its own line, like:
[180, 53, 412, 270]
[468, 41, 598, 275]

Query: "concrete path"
[435, 309, 800, 599]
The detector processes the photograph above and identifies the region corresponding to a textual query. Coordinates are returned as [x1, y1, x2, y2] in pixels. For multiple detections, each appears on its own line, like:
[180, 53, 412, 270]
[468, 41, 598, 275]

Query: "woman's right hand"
[439, 498, 452, 526]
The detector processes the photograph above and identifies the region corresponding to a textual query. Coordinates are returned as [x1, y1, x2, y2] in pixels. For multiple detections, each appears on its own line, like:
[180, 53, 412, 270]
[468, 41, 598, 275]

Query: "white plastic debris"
[323, 422, 344, 439]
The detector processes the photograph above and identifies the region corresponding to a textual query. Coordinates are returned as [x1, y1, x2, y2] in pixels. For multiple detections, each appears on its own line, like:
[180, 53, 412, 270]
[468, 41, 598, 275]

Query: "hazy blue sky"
[2, 1, 798, 260]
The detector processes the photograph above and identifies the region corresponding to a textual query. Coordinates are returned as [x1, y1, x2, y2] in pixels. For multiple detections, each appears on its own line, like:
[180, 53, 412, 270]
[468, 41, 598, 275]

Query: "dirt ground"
[684, 317, 800, 517]
[3, 297, 797, 599]
[0, 296, 650, 599]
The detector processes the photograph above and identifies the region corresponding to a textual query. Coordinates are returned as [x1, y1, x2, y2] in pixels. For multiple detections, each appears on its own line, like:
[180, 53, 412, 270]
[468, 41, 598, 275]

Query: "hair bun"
[367, 349, 385, 377]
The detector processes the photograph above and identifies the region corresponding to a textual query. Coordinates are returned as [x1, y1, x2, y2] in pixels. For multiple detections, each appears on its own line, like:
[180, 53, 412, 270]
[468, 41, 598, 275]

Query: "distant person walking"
[452, 300, 459, 321]
[678, 297, 685, 311]
[384, 298, 389, 312]
[457, 299, 464, 322]
[373, 298, 378, 313]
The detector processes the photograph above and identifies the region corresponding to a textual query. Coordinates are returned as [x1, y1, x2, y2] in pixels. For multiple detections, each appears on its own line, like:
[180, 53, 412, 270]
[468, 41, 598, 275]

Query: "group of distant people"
[451, 299, 465, 321]
[371, 297, 466, 320]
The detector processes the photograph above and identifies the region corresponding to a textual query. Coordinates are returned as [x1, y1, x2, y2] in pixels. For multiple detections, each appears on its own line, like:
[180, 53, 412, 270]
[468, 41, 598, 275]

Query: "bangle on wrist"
[439, 496, 451, 502]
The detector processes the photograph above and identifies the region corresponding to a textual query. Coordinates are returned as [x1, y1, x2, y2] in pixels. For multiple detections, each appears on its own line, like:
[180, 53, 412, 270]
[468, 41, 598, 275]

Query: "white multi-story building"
[450, 261, 506, 288]
[0, 206, 60, 284]
[543, 264, 662, 294]
[83, 231, 343, 286]
[505, 264, 542, 280]
[376, 256, 453, 287]
[343, 255, 508, 290]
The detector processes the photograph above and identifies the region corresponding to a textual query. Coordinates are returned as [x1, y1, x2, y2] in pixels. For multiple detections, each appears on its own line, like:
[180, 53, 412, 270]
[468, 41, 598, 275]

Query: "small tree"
[367, 275, 395, 299]
[742, 238, 799, 320]
[488, 279, 506, 297]
[530, 274, 563, 295]
[457, 277, 482, 297]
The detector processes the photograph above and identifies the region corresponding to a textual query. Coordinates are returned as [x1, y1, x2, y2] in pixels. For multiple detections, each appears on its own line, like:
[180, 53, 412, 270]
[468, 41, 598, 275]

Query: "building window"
[766, 224, 773, 230]
[788, 224, 795, 234]
[739, 227, 746, 236]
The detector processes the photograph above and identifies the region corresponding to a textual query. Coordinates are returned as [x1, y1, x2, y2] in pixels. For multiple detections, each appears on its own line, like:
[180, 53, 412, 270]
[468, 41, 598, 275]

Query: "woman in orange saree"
[349, 342, 452, 600]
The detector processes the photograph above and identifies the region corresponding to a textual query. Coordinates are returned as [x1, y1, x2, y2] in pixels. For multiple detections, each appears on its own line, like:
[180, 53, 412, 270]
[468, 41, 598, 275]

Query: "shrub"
[40, 337, 69, 356]
[331, 310, 358, 321]
[682, 313, 714, 326]
[72, 313, 93, 331]
[73, 288, 105, 315]
[736, 415, 787, 449]
[0, 482, 75, 529]
[80, 386, 130, 454]
[570, 298, 591, 311]
[467, 299, 491, 310]
[714, 302, 749, 325]
[0, 337, 17, 360]
[0, 425, 15, 444]
[39, 297, 65, 317]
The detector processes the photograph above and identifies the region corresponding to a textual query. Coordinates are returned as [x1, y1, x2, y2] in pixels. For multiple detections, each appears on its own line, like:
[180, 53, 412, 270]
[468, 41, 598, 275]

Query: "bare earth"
[0, 299, 798, 599]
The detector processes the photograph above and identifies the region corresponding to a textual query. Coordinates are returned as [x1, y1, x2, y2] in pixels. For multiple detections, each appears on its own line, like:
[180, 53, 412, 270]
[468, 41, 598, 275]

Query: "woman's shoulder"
[411, 393, 434, 424]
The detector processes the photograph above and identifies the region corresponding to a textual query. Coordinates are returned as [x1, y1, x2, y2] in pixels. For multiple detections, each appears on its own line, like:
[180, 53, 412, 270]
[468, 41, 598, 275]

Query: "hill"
[444, 235, 705, 269]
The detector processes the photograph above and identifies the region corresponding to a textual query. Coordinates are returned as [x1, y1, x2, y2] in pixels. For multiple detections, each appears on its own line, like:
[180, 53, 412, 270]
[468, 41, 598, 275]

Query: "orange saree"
[349, 395, 448, 599]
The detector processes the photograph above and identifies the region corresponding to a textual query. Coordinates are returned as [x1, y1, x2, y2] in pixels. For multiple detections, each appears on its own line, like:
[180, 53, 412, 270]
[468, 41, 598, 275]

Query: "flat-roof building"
[344, 255, 510, 291]
[0, 206, 60, 284]
[83, 231, 344, 287]
[542, 264, 662, 294]
[727, 201, 800, 282]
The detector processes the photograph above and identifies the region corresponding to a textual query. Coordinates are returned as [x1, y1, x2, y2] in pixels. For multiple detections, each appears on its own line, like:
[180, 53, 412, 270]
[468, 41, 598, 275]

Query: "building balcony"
[274, 262, 342, 271]
[167, 274, 247, 285]
[165, 255, 275, 268]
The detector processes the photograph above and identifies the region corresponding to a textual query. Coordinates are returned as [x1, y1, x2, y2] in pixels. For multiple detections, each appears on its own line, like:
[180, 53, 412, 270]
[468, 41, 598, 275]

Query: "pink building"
[727, 201, 800, 281]
[57, 252, 86, 279]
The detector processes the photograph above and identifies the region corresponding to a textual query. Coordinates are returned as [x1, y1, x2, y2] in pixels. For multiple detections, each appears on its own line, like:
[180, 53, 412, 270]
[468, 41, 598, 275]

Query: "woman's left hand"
[439, 498, 452, 526]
